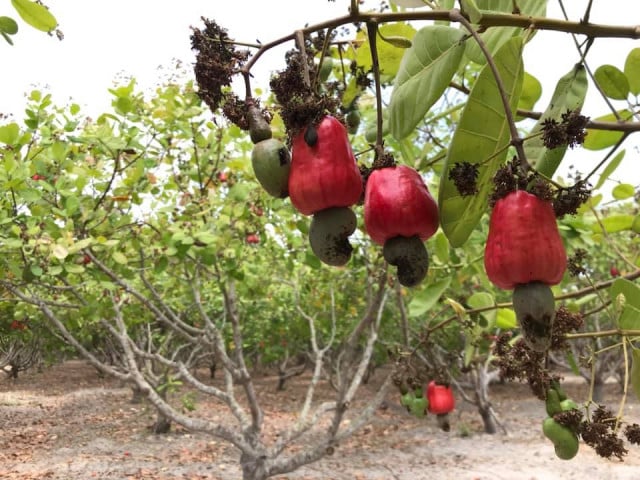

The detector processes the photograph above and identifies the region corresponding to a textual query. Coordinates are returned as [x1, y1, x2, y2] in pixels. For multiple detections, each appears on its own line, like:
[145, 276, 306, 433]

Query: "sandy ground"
[1, 360, 639, 479]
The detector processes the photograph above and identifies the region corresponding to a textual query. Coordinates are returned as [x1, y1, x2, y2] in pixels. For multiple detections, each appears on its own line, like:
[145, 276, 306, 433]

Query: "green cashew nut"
[542, 417, 579, 460]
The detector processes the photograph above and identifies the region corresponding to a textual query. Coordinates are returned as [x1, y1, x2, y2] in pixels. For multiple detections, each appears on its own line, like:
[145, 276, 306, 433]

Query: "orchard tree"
[2, 0, 640, 478]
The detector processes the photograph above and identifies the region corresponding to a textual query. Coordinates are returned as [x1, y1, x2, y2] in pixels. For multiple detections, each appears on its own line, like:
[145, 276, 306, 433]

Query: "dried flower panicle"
[541, 118, 566, 149]
[550, 306, 583, 350]
[191, 18, 249, 115]
[553, 179, 592, 218]
[579, 406, 628, 460]
[567, 248, 589, 277]
[562, 110, 589, 148]
[554, 408, 583, 431]
[624, 424, 640, 445]
[493, 335, 554, 399]
[541, 109, 589, 150]
[269, 47, 340, 137]
[449, 162, 479, 197]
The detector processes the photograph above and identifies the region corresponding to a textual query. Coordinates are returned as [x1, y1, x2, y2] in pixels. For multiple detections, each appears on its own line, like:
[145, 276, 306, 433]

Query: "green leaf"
[611, 279, 640, 330]
[594, 150, 625, 190]
[523, 64, 588, 177]
[460, 0, 483, 23]
[611, 278, 640, 309]
[154, 255, 169, 274]
[51, 244, 69, 260]
[11, 0, 57, 32]
[566, 350, 581, 376]
[0, 16, 19, 34]
[496, 308, 517, 329]
[112, 251, 128, 265]
[0, 123, 20, 145]
[464, 0, 546, 65]
[379, 34, 412, 49]
[631, 349, 640, 402]
[194, 231, 217, 245]
[467, 291, 495, 324]
[584, 110, 632, 150]
[624, 48, 640, 95]
[433, 231, 450, 264]
[618, 304, 640, 331]
[517, 72, 542, 114]
[632, 215, 640, 234]
[408, 277, 452, 317]
[64, 263, 85, 274]
[389, 25, 466, 140]
[439, 36, 524, 247]
[592, 214, 634, 234]
[612, 183, 635, 200]
[594, 64, 630, 100]
[355, 23, 417, 83]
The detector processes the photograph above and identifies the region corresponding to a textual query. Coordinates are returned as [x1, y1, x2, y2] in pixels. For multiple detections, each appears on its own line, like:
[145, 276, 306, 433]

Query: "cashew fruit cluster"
[398, 380, 455, 427]
[250, 111, 439, 286]
[484, 190, 567, 351]
[542, 384, 580, 460]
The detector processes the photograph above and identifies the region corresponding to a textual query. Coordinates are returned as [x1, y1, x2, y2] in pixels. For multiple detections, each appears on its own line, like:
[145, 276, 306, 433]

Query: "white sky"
[2, 0, 639, 194]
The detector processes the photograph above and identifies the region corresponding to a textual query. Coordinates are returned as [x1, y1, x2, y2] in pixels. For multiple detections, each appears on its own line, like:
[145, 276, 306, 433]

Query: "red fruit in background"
[251, 204, 264, 217]
[484, 190, 566, 290]
[364, 165, 439, 246]
[288, 115, 362, 216]
[32, 174, 43, 181]
[610, 266, 620, 277]
[426, 381, 455, 415]
[83, 254, 91, 265]
[246, 234, 260, 244]
[10, 320, 26, 331]
[218, 171, 228, 183]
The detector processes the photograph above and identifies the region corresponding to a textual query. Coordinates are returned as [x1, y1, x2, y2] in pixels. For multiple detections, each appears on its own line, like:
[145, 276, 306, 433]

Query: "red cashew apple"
[484, 190, 567, 352]
[289, 115, 363, 266]
[364, 165, 439, 287]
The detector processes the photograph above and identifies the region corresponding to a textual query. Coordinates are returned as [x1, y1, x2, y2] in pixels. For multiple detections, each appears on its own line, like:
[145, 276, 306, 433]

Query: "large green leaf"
[439, 36, 524, 247]
[594, 64, 630, 100]
[389, 25, 466, 140]
[11, 0, 56, 32]
[464, 0, 547, 65]
[624, 48, 640, 95]
[523, 64, 588, 178]
[584, 110, 632, 150]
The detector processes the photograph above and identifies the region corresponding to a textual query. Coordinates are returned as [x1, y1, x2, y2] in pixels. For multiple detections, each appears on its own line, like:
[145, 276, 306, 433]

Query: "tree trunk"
[240, 452, 269, 480]
[151, 412, 172, 434]
[150, 385, 172, 434]
[479, 406, 498, 434]
[209, 358, 217, 380]
[130, 384, 145, 404]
